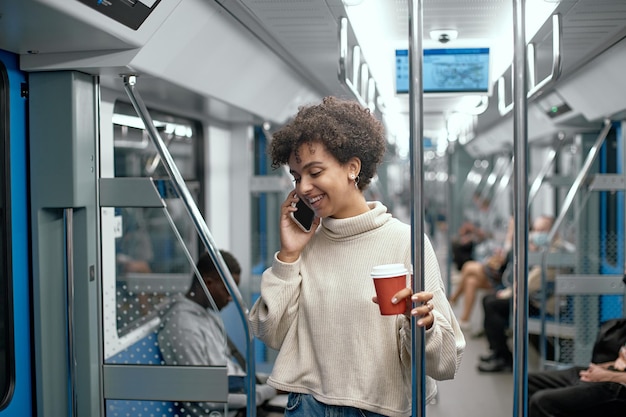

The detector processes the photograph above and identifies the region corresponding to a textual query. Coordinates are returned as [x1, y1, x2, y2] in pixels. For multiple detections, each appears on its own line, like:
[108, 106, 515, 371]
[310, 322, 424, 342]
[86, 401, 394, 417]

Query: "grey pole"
[408, 1, 426, 416]
[512, 1, 529, 417]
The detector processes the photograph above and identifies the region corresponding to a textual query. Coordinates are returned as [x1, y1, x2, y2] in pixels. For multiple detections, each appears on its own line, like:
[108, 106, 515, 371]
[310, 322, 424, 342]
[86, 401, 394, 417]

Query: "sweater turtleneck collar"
[320, 201, 393, 240]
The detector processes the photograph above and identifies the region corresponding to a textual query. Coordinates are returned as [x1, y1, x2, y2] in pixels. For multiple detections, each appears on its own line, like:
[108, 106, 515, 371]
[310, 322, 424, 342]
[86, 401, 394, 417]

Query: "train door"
[100, 96, 235, 417]
[0, 51, 33, 416]
[27, 71, 232, 416]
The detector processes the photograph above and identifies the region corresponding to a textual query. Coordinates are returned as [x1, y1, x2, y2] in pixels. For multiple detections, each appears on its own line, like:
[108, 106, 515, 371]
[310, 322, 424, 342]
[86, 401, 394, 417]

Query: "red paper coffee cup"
[371, 264, 408, 315]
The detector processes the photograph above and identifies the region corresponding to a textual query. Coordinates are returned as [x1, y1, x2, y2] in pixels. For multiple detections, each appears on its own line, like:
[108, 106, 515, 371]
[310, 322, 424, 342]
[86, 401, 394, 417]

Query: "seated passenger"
[528, 319, 626, 417]
[477, 215, 572, 372]
[452, 193, 491, 271]
[449, 216, 514, 332]
[158, 250, 278, 417]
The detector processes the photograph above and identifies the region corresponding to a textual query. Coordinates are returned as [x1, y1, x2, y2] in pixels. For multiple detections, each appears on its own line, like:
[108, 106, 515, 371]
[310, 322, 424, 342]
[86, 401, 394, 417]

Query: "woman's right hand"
[277, 191, 320, 263]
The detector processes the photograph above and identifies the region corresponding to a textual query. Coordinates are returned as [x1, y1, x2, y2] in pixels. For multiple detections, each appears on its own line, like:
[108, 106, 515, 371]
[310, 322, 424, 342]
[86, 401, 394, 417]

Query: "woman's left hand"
[409, 291, 435, 329]
[377, 288, 435, 329]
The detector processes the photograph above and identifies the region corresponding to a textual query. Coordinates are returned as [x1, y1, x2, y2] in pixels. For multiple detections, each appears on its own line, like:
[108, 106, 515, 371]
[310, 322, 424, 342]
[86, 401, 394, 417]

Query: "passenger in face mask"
[478, 215, 575, 372]
[529, 218, 552, 252]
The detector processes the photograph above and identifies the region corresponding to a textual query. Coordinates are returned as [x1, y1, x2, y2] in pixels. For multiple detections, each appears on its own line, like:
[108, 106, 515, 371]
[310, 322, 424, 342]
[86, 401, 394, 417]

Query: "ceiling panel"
[228, 0, 626, 147]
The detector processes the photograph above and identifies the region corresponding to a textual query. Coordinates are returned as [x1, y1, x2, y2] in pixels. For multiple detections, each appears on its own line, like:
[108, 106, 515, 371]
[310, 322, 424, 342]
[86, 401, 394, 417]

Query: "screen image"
[396, 48, 490, 94]
[395, 49, 410, 94]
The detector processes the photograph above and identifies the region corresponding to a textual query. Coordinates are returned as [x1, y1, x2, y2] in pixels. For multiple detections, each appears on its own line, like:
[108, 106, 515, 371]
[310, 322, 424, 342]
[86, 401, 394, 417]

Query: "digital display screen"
[77, 0, 162, 30]
[396, 48, 490, 94]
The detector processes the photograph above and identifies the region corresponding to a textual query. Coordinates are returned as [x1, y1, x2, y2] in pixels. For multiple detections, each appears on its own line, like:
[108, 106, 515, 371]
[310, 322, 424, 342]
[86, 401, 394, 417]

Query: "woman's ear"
[347, 156, 361, 178]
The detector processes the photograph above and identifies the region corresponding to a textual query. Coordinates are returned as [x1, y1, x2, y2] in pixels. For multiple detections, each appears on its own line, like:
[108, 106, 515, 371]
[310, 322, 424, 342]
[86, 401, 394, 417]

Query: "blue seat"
[105, 331, 178, 417]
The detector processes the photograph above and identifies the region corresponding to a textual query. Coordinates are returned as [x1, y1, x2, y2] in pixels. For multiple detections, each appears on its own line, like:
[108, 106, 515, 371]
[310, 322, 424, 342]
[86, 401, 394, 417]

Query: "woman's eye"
[310, 171, 322, 177]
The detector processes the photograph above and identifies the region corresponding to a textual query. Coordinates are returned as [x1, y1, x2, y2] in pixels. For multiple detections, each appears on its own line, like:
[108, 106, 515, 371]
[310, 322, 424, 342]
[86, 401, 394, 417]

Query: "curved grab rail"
[485, 155, 514, 228]
[122, 75, 257, 416]
[547, 119, 612, 244]
[528, 131, 566, 206]
[497, 76, 514, 116]
[537, 119, 612, 368]
[528, 13, 563, 100]
[339, 17, 367, 108]
[498, 13, 562, 116]
[339, 17, 379, 112]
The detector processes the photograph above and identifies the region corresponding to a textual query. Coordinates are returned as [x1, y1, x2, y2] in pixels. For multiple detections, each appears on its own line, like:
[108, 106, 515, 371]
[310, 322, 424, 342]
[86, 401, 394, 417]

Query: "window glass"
[105, 101, 205, 344]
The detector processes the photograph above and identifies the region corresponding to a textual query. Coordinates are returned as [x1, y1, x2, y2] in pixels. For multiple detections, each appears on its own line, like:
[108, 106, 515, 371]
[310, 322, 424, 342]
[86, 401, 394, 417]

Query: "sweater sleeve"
[398, 235, 465, 381]
[227, 383, 277, 409]
[248, 252, 303, 350]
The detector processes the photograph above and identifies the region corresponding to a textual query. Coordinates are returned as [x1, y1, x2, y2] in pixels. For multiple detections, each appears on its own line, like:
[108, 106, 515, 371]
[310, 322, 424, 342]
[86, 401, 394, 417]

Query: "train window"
[106, 102, 204, 341]
[112, 101, 200, 180]
[0, 60, 13, 408]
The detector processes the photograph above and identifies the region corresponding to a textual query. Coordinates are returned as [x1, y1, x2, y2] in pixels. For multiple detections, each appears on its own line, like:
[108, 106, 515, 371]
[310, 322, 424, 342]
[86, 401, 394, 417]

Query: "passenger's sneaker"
[471, 329, 485, 339]
[477, 357, 512, 373]
[479, 351, 497, 362]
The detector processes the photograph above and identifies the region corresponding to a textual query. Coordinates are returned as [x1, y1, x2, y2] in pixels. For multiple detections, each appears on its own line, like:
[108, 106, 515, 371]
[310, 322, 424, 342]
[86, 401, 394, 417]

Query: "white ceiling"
[3, 0, 626, 153]
[221, 0, 626, 150]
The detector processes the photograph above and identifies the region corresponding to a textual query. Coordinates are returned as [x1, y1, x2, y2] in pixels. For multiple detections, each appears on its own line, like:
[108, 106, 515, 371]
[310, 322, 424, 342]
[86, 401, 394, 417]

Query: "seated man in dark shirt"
[528, 340, 626, 417]
[158, 250, 278, 416]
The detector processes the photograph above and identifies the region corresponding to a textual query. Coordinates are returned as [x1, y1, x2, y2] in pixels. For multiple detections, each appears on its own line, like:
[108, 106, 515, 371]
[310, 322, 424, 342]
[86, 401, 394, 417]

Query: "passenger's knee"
[528, 390, 552, 417]
[482, 293, 495, 308]
[460, 260, 479, 275]
[465, 276, 480, 289]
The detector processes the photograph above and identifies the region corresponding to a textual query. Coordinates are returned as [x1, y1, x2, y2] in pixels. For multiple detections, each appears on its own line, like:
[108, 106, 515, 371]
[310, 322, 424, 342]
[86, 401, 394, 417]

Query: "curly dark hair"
[269, 96, 386, 190]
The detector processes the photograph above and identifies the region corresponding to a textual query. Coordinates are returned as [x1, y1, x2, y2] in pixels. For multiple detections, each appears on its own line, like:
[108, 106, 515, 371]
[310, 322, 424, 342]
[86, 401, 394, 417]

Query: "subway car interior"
[1, 0, 626, 416]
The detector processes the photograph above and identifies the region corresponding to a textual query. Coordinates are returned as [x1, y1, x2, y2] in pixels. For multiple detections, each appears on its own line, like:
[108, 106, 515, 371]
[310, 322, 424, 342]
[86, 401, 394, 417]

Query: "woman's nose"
[297, 176, 313, 194]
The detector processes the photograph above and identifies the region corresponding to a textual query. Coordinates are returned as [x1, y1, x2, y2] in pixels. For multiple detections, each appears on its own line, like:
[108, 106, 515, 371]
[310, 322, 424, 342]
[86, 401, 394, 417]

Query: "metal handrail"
[535, 119, 612, 368]
[499, 13, 563, 116]
[528, 14, 563, 100]
[484, 156, 514, 231]
[122, 75, 257, 416]
[547, 119, 612, 245]
[339, 17, 368, 109]
[339, 17, 380, 112]
[481, 156, 509, 203]
[64, 209, 78, 417]
[528, 132, 565, 206]
[540, 122, 611, 365]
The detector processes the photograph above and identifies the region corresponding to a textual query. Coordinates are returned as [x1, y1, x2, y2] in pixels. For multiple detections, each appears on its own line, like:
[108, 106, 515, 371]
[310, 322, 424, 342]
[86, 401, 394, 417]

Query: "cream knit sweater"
[249, 202, 465, 416]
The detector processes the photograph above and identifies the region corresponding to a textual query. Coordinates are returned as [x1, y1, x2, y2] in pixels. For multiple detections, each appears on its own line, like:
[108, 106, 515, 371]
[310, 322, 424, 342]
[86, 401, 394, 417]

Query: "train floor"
[430, 228, 541, 417]
[426, 312, 542, 417]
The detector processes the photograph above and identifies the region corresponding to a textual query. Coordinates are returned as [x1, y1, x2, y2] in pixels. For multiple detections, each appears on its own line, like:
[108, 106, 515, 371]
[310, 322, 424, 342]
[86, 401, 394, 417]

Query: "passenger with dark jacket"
[528, 321, 626, 417]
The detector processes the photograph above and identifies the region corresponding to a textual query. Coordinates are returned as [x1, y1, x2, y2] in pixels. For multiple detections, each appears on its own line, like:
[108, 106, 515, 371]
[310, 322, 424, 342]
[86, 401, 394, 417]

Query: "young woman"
[249, 97, 465, 417]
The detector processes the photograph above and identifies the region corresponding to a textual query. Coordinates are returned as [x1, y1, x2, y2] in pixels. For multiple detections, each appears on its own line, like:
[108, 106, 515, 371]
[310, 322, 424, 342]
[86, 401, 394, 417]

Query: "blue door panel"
[0, 49, 33, 417]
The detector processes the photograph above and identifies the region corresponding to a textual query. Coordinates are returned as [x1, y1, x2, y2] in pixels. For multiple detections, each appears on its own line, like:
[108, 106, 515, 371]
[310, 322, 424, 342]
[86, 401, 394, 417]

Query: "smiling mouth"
[307, 194, 325, 207]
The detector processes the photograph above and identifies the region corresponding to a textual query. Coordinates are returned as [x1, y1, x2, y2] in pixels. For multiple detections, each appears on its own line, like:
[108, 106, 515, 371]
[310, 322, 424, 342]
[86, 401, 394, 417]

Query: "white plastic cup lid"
[371, 263, 408, 278]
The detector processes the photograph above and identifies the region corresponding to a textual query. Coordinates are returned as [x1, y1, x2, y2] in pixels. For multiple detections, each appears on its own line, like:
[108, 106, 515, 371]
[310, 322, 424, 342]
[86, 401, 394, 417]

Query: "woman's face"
[288, 141, 362, 219]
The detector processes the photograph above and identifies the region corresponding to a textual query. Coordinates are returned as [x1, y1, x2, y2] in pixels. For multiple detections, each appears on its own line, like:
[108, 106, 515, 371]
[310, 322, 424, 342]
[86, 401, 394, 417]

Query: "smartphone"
[290, 198, 316, 232]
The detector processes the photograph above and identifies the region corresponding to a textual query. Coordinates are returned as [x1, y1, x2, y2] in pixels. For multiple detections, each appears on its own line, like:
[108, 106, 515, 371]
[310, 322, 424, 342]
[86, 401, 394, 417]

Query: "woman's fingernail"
[391, 297, 398, 304]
